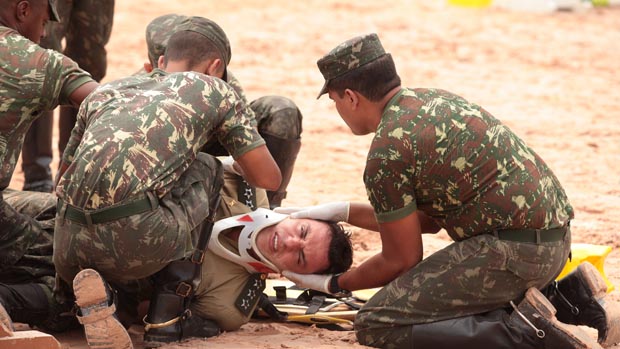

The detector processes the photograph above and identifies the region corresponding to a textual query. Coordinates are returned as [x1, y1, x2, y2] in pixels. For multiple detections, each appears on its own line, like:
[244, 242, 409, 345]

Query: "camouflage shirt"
[0, 25, 93, 189]
[364, 88, 574, 240]
[57, 69, 264, 208]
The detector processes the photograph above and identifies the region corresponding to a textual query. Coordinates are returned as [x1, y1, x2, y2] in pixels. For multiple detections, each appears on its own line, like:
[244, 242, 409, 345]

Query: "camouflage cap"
[177, 16, 232, 78]
[145, 14, 188, 67]
[146, 15, 232, 79]
[316, 33, 387, 99]
[48, 0, 60, 22]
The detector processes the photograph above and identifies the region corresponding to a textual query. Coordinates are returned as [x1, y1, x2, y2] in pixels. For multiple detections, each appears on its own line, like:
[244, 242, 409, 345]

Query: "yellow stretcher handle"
[286, 314, 353, 325]
[557, 243, 614, 292]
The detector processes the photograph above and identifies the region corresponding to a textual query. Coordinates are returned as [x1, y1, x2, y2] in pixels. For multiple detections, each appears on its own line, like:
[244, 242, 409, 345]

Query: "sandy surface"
[8, 0, 620, 348]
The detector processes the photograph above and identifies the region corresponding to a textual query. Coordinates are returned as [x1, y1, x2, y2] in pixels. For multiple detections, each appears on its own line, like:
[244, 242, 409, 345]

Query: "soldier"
[0, 0, 98, 328]
[20, 0, 115, 192]
[144, 14, 303, 209]
[0, 180, 353, 344]
[52, 16, 284, 349]
[0, 190, 79, 335]
[280, 33, 620, 348]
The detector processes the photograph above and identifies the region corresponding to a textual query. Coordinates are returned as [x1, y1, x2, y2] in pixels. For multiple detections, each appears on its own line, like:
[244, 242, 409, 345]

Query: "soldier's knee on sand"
[250, 95, 303, 140]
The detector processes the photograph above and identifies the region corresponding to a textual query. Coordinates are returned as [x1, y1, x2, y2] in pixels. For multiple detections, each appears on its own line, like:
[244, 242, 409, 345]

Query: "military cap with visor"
[316, 33, 388, 99]
[145, 14, 187, 67]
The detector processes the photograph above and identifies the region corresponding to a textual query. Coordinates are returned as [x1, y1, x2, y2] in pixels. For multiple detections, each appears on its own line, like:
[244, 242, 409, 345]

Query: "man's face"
[328, 89, 366, 135]
[256, 217, 332, 274]
[18, 0, 50, 44]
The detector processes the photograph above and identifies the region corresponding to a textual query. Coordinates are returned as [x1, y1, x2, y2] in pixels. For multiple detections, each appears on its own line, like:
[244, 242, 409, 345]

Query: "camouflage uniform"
[0, 190, 56, 289]
[0, 190, 78, 333]
[317, 34, 574, 348]
[0, 25, 94, 279]
[0, 175, 267, 333]
[54, 68, 264, 288]
[21, 0, 115, 191]
[146, 14, 303, 208]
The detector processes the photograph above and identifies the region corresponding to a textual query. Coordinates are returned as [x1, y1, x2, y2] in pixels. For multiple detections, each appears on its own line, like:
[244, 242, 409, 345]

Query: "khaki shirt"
[192, 172, 269, 331]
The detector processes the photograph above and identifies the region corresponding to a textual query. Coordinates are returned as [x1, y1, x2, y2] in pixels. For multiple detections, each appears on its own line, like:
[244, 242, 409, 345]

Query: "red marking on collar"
[248, 262, 275, 274]
[238, 214, 254, 222]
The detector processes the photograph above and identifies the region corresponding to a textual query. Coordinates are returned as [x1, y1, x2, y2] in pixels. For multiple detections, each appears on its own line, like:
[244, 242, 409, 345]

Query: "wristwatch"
[328, 273, 351, 298]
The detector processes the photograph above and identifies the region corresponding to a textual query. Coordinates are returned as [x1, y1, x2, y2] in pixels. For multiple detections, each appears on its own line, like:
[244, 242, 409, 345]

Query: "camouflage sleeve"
[43, 49, 94, 107]
[214, 84, 265, 159]
[364, 156, 419, 224]
[225, 71, 258, 128]
[0, 28, 93, 111]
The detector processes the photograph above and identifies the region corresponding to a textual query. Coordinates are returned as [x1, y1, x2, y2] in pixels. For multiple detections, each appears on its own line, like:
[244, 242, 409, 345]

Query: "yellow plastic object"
[557, 243, 614, 292]
[352, 287, 382, 302]
[447, 0, 493, 7]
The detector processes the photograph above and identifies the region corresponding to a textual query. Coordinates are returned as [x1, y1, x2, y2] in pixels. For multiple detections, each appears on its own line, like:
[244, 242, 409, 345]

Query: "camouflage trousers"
[250, 96, 303, 140]
[203, 95, 303, 155]
[40, 0, 115, 81]
[355, 232, 571, 348]
[53, 153, 222, 292]
[0, 190, 56, 290]
[202, 95, 303, 208]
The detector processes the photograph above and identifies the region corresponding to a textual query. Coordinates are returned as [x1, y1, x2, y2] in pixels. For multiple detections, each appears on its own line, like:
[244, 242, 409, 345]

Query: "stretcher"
[258, 279, 360, 327]
[259, 243, 614, 327]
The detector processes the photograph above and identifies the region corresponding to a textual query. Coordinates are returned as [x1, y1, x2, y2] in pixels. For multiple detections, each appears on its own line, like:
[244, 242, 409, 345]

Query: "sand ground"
[8, 1, 620, 348]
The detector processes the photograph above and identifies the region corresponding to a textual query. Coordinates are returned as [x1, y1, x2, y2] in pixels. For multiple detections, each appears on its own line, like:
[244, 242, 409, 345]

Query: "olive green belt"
[492, 224, 569, 244]
[57, 193, 159, 225]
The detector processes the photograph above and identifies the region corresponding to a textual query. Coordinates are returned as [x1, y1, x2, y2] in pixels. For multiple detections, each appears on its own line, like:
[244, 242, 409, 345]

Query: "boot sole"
[578, 262, 608, 298]
[73, 269, 134, 349]
[578, 262, 620, 347]
[525, 288, 603, 349]
[0, 302, 14, 337]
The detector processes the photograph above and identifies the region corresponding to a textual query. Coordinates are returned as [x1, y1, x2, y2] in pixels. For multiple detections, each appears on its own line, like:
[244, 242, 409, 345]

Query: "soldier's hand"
[218, 156, 244, 176]
[274, 202, 350, 222]
[282, 271, 332, 294]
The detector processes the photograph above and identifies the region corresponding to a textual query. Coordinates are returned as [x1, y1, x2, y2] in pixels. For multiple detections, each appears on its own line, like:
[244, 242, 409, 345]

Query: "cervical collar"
[209, 207, 288, 274]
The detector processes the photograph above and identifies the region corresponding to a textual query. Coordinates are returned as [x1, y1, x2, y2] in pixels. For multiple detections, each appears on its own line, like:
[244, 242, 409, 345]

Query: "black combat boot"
[544, 262, 620, 347]
[144, 155, 221, 347]
[180, 314, 220, 339]
[0, 282, 78, 333]
[21, 162, 53, 192]
[142, 260, 221, 347]
[262, 134, 301, 209]
[143, 260, 196, 346]
[401, 288, 602, 349]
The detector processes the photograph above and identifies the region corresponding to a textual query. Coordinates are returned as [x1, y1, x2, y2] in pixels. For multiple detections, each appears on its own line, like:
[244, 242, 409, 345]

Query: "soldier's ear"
[144, 62, 153, 73]
[157, 55, 165, 69]
[15, 1, 32, 22]
[344, 89, 360, 110]
[205, 58, 224, 79]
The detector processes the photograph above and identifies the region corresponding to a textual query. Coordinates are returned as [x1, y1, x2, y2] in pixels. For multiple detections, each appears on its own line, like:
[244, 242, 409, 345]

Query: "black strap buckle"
[176, 282, 193, 297]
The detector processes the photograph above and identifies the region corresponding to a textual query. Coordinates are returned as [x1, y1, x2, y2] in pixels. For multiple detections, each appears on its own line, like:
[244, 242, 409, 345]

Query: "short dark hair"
[163, 30, 223, 72]
[327, 54, 401, 102]
[321, 222, 353, 275]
